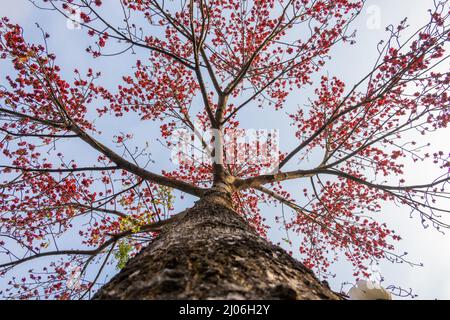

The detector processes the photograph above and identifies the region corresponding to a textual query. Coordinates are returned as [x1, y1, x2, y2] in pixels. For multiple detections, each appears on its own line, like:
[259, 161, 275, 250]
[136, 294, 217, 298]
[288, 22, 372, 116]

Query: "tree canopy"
[0, 0, 449, 299]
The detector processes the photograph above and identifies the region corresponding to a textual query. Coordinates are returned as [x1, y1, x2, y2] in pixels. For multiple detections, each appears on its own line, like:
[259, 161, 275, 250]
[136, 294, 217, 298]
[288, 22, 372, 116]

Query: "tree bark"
[93, 194, 340, 300]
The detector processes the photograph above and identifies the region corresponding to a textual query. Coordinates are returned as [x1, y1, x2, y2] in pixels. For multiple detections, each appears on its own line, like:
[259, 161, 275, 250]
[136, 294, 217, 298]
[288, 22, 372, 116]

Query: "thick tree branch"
[236, 168, 449, 192]
[0, 127, 78, 138]
[0, 165, 119, 173]
[68, 123, 205, 197]
[0, 210, 187, 270]
[0, 107, 204, 197]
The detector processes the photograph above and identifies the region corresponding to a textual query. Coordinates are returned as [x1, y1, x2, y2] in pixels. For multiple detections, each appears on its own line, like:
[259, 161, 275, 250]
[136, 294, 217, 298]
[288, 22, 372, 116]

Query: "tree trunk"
[93, 193, 340, 300]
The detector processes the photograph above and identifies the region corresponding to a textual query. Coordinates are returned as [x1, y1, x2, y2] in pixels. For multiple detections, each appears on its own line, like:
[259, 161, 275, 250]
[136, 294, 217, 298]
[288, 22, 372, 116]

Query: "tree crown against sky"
[0, 0, 449, 299]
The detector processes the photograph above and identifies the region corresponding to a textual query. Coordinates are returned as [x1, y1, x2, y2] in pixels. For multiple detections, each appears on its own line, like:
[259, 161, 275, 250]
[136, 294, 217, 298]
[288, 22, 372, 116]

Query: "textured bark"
[93, 195, 340, 300]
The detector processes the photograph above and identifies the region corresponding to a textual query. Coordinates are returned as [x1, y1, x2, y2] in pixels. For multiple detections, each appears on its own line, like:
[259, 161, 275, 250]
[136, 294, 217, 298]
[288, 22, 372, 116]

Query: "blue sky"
[1, 0, 449, 299]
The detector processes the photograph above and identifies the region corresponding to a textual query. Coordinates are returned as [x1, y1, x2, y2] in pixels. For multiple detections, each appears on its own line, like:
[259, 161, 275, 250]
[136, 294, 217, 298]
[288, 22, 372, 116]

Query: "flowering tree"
[0, 0, 449, 299]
